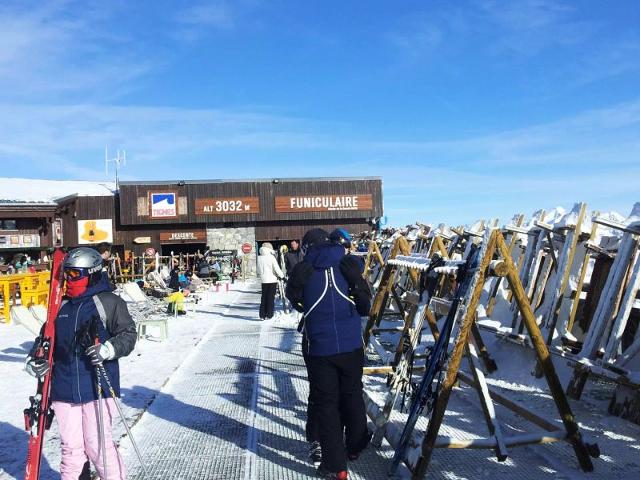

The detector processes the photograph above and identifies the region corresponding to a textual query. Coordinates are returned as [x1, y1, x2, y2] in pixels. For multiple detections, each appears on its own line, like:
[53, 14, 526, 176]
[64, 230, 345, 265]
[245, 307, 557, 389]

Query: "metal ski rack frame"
[371, 229, 597, 479]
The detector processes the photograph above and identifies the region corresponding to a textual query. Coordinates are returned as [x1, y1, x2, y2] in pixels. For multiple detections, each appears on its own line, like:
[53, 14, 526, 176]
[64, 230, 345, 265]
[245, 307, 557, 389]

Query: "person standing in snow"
[284, 239, 303, 276]
[257, 242, 285, 320]
[286, 228, 372, 480]
[25, 247, 136, 480]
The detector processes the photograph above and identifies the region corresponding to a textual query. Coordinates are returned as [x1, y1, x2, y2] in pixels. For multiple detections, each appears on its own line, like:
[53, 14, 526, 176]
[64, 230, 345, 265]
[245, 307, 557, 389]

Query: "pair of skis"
[23, 249, 147, 479]
[23, 249, 65, 480]
[389, 246, 480, 475]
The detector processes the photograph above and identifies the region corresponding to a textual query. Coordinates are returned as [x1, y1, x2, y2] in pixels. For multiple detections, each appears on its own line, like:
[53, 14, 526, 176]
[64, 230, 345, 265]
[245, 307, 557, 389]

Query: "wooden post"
[486, 214, 524, 316]
[544, 203, 587, 345]
[413, 231, 497, 479]
[604, 247, 640, 362]
[497, 232, 594, 472]
[466, 342, 508, 461]
[581, 234, 639, 358]
[566, 212, 600, 334]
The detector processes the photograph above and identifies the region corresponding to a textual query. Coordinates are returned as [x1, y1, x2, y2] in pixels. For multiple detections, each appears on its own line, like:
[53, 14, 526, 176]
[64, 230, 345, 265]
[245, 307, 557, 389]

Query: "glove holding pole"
[85, 341, 116, 366]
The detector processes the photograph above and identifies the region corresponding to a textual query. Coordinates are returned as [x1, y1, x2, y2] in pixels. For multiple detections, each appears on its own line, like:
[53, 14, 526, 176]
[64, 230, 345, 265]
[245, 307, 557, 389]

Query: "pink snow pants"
[52, 399, 126, 480]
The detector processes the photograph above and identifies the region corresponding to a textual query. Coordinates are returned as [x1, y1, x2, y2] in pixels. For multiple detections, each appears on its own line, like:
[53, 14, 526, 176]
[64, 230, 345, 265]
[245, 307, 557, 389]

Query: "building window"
[1, 220, 17, 230]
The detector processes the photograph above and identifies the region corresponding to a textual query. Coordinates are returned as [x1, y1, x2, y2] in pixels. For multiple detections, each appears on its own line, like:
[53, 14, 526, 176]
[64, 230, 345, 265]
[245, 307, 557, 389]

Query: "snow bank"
[0, 177, 115, 203]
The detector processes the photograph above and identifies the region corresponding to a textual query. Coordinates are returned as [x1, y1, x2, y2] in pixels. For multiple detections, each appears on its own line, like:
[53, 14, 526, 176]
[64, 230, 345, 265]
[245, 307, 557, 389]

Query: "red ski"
[24, 249, 66, 480]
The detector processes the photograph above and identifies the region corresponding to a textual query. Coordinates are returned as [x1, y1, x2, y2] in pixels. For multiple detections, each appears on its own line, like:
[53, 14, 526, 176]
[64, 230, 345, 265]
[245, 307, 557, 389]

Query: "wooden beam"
[497, 231, 594, 472]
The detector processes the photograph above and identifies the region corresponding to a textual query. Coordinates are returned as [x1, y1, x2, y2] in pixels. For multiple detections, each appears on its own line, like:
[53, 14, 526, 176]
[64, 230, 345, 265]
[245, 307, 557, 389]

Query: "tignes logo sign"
[150, 192, 177, 218]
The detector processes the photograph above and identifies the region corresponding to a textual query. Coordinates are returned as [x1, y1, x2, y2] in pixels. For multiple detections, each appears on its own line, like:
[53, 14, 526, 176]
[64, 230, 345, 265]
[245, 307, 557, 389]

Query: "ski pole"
[96, 364, 149, 477]
[95, 366, 108, 480]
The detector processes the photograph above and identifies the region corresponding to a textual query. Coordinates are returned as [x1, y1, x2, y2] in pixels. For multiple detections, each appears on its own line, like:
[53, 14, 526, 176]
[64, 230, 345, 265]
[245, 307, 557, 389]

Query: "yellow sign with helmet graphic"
[78, 219, 113, 244]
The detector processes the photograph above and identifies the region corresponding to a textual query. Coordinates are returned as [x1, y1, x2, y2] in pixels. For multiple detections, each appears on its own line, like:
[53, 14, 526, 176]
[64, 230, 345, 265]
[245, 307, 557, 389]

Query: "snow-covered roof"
[0, 178, 115, 204]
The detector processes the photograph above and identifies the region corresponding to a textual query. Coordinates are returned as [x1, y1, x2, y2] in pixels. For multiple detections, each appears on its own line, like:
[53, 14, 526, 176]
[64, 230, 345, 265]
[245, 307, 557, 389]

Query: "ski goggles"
[64, 267, 91, 281]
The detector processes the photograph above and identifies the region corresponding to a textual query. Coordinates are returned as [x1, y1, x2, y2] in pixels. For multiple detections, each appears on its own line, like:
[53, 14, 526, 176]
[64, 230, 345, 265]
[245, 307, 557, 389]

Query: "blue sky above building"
[0, 0, 639, 225]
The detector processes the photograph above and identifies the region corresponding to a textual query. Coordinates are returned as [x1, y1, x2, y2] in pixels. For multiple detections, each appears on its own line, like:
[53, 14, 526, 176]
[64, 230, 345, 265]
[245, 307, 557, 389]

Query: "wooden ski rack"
[363, 229, 599, 479]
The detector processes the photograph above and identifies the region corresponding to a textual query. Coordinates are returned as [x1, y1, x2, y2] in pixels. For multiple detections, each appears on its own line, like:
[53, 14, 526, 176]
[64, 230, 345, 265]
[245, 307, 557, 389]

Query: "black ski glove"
[25, 357, 50, 379]
[85, 342, 115, 366]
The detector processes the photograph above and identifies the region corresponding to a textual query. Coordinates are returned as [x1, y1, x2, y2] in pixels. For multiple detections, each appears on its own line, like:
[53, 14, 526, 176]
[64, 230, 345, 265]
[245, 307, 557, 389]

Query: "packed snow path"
[119, 284, 395, 479]
[3, 283, 639, 479]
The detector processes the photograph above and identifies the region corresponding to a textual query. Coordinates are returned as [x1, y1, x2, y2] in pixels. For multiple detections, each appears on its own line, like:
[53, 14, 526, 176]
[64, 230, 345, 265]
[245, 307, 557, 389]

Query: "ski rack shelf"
[363, 228, 599, 479]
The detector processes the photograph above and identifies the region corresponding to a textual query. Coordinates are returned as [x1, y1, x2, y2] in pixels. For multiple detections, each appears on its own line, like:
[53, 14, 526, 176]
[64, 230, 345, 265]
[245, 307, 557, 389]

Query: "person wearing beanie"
[285, 228, 372, 479]
[257, 242, 285, 320]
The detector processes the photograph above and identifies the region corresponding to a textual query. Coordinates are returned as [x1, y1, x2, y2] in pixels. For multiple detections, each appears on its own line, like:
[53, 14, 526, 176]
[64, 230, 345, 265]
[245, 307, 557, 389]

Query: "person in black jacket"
[284, 239, 302, 276]
[286, 228, 372, 480]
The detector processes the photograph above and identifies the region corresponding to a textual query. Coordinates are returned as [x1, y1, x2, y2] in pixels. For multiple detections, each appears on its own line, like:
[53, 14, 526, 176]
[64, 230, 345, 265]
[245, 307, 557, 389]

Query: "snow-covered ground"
[2, 281, 640, 480]
[0, 283, 243, 479]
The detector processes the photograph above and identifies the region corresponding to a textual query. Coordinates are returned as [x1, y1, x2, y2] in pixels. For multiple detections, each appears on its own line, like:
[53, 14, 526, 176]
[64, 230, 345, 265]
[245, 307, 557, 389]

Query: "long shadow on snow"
[0, 341, 34, 363]
[215, 303, 260, 311]
[0, 421, 58, 480]
[120, 385, 316, 477]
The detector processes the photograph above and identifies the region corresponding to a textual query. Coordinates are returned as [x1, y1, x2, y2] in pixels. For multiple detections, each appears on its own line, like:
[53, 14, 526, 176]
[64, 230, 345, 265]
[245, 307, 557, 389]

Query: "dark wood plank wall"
[255, 221, 371, 241]
[0, 208, 56, 247]
[118, 178, 383, 225]
[59, 196, 117, 248]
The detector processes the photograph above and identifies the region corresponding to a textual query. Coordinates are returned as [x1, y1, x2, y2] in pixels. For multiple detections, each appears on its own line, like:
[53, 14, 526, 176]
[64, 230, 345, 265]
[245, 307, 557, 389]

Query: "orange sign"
[195, 197, 260, 215]
[275, 195, 373, 213]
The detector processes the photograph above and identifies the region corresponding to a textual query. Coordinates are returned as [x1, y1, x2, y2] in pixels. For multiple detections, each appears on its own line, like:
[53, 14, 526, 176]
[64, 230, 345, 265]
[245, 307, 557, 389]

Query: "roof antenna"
[105, 146, 126, 190]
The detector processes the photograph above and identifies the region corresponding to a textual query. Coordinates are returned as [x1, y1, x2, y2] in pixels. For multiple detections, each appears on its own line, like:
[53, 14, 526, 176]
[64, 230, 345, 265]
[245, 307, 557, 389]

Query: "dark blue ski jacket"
[296, 244, 364, 356]
[50, 277, 137, 404]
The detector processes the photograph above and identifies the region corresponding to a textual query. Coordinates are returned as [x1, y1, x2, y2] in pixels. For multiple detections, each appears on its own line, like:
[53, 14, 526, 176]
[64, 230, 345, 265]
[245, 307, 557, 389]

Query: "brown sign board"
[275, 194, 373, 213]
[195, 197, 260, 215]
[159, 230, 207, 243]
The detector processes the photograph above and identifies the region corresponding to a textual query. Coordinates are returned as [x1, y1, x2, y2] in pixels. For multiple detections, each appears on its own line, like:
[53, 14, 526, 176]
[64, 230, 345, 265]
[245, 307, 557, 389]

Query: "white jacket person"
[257, 243, 284, 283]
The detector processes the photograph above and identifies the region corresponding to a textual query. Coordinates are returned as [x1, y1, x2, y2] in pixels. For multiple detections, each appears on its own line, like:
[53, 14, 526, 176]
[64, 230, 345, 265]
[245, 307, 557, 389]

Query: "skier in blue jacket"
[25, 247, 136, 480]
[286, 228, 372, 480]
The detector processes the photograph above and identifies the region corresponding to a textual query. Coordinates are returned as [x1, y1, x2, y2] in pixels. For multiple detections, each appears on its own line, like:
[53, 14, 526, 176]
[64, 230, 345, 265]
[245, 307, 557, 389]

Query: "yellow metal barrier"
[0, 271, 51, 323]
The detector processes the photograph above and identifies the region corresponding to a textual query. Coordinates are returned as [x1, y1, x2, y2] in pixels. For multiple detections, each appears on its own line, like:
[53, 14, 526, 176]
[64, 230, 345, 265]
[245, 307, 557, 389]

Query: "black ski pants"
[302, 336, 321, 443]
[306, 347, 368, 472]
[260, 282, 277, 319]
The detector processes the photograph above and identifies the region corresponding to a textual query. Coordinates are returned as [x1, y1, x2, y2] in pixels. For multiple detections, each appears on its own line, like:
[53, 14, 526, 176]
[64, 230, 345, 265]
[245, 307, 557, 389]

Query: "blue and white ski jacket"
[50, 277, 136, 404]
[299, 244, 363, 356]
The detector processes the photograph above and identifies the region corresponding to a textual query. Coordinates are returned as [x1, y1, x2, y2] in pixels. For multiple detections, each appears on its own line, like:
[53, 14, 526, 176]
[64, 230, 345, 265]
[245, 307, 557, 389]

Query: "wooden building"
[0, 177, 384, 272]
[116, 177, 383, 259]
[0, 178, 114, 265]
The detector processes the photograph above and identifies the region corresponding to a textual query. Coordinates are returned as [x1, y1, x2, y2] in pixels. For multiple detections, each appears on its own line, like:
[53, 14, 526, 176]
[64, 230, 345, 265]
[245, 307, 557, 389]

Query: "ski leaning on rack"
[389, 245, 480, 476]
[24, 249, 66, 480]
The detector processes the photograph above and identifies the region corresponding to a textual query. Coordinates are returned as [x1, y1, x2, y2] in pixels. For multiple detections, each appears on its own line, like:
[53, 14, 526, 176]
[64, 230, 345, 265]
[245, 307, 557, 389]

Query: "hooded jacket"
[257, 245, 284, 284]
[289, 243, 363, 356]
[49, 276, 137, 403]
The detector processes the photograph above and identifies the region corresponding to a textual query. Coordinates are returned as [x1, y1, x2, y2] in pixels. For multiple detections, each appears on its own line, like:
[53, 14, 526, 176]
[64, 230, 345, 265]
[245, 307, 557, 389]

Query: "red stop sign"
[241, 243, 252, 254]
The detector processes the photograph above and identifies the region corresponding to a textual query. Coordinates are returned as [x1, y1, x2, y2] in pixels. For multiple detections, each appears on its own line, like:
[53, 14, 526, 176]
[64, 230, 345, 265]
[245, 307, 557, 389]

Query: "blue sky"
[0, 0, 639, 226]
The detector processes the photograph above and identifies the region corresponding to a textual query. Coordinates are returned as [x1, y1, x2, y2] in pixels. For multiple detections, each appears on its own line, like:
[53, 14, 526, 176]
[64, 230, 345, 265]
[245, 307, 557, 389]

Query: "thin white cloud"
[0, 1, 156, 101]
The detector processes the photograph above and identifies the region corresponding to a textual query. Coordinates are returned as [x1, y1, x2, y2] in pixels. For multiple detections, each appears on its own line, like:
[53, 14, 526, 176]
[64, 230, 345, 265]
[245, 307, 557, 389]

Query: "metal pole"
[97, 365, 149, 477]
